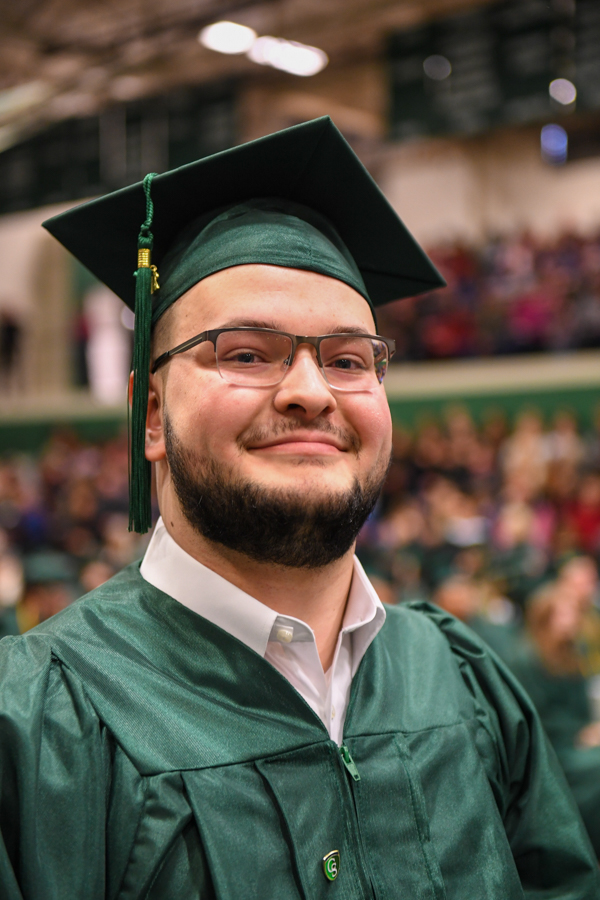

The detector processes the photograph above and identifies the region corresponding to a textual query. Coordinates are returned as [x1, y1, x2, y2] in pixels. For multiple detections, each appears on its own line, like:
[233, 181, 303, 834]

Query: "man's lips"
[247, 433, 347, 455]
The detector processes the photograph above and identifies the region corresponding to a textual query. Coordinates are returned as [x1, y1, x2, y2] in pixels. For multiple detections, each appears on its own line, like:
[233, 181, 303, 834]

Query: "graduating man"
[0, 118, 598, 899]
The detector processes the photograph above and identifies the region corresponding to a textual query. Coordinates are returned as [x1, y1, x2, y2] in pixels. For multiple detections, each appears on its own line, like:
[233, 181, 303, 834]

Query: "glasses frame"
[151, 326, 396, 388]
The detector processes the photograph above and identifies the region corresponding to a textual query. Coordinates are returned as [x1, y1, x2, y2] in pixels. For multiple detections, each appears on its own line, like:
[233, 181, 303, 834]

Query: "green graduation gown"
[0, 563, 598, 899]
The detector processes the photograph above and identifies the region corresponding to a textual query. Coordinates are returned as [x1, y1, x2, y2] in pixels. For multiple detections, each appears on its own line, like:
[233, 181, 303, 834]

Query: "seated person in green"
[511, 579, 600, 859]
[0, 551, 75, 637]
[0, 118, 598, 899]
[558, 555, 600, 679]
[432, 573, 521, 667]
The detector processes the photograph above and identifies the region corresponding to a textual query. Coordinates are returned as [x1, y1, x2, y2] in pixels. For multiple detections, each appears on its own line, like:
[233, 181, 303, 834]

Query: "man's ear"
[137, 370, 167, 462]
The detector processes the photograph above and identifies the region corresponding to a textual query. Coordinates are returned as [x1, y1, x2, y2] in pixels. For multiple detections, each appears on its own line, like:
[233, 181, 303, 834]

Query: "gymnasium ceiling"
[1, 0, 488, 149]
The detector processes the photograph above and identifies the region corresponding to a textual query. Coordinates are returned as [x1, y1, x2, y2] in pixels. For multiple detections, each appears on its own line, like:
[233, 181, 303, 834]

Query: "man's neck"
[162, 512, 354, 672]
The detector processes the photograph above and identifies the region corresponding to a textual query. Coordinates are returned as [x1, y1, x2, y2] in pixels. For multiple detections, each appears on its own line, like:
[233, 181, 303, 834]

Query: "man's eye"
[223, 349, 269, 365]
[328, 356, 366, 371]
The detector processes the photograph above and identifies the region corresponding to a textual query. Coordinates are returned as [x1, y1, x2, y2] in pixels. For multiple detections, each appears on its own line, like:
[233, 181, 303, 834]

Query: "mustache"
[237, 417, 361, 454]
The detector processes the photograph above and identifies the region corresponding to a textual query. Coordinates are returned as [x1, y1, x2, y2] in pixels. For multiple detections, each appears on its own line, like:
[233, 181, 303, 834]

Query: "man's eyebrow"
[215, 320, 372, 335]
[218, 318, 280, 330]
[326, 325, 371, 335]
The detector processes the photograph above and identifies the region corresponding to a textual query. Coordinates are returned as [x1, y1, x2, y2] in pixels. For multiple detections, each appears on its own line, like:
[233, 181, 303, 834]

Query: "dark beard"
[165, 416, 389, 570]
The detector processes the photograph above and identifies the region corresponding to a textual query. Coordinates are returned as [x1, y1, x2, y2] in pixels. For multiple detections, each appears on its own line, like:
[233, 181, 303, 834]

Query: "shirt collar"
[140, 517, 386, 663]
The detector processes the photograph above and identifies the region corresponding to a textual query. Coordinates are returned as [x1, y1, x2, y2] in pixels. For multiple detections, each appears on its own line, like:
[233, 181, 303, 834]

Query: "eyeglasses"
[152, 326, 396, 392]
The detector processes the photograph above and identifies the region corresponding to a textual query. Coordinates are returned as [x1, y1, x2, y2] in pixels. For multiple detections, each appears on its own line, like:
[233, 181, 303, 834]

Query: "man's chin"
[242, 463, 357, 497]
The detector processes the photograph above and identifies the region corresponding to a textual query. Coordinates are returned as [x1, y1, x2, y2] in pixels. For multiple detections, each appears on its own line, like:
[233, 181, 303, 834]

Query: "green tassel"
[129, 172, 159, 534]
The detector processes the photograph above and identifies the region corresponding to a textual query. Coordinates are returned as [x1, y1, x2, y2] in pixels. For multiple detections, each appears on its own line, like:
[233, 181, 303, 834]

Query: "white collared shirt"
[140, 517, 385, 744]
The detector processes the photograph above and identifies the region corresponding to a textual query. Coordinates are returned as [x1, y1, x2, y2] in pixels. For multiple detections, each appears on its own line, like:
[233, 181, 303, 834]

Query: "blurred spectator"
[556, 556, 600, 678]
[0, 530, 23, 638]
[544, 411, 585, 471]
[510, 581, 600, 857]
[566, 475, 600, 557]
[79, 559, 116, 594]
[501, 410, 548, 497]
[16, 551, 78, 633]
[433, 574, 518, 664]
[489, 501, 547, 608]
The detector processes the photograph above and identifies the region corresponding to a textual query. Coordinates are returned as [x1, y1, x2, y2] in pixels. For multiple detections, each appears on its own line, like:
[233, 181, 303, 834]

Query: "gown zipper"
[340, 744, 361, 781]
[337, 743, 378, 898]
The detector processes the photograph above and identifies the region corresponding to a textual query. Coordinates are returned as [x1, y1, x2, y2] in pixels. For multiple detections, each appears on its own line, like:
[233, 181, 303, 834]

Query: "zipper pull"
[340, 744, 360, 781]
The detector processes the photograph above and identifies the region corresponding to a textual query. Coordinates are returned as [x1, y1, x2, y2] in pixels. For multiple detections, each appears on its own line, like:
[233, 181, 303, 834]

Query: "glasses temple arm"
[151, 332, 210, 373]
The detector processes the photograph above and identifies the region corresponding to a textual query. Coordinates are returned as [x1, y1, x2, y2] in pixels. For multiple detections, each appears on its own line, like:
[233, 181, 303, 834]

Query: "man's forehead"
[218, 317, 373, 335]
[171, 264, 378, 335]
[171, 303, 377, 340]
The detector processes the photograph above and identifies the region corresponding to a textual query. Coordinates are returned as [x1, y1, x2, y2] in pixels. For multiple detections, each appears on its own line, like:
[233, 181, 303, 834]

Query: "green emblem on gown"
[322, 850, 340, 881]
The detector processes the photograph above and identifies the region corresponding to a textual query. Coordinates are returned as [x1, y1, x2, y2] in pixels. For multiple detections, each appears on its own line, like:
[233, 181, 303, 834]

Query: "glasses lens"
[320, 336, 389, 390]
[215, 330, 292, 385]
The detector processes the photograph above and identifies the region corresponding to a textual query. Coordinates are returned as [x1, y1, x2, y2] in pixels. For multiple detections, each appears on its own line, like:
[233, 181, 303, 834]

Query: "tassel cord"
[129, 172, 158, 533]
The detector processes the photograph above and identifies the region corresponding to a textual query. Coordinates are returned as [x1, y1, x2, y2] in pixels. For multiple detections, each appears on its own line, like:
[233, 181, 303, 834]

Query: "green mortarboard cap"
[42, 116, 445, 533]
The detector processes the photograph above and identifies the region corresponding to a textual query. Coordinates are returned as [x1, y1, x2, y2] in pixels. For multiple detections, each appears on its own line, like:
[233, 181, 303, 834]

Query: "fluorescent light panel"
[199, 21, 328, 76]
[199, 21, 257, 55]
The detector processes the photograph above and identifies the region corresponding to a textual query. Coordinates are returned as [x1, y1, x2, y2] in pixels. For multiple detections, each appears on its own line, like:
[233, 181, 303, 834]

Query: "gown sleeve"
[0, 634, 110, 899]
[411, 603, 600, 898]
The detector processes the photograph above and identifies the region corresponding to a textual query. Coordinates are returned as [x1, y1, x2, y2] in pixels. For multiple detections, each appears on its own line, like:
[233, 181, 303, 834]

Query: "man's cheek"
[356, 400, 391, 451]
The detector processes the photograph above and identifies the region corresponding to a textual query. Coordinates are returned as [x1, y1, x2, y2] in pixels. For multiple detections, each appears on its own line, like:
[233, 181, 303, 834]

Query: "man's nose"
[272, 346, 337, 417]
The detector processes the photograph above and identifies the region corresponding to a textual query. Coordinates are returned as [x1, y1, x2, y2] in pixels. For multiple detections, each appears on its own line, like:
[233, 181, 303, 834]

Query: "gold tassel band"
[138, 249, 159, 292]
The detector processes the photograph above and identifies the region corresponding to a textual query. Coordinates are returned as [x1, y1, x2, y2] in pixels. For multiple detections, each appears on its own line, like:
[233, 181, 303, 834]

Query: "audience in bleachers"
[378, 231, 600, 360]
[0, 429, 149, 634]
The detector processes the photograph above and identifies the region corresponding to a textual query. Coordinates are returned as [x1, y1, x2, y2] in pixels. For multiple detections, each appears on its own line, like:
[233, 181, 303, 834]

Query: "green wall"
[388, 385, 600, 429]
[0, 415, 127, 454]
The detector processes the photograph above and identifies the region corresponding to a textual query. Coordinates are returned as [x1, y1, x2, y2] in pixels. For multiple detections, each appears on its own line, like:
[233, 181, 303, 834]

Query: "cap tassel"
[129, 172, 159, 534]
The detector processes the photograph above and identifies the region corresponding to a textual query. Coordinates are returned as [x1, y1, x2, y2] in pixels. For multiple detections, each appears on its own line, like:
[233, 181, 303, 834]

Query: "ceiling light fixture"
[247, 36, 328, 76]
[199, 21, 257, 55]
[549, 78, 577, 105]
[541, 123, 568, 165]
[423, 55, 451, 81]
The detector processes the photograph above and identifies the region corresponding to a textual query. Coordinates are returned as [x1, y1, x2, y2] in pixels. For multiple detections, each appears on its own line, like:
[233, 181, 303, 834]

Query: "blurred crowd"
[1, 403, 600, 854]
[0, 430, 148, 635]
[359, 404, 600, 604]
[378, 231, 600, 360]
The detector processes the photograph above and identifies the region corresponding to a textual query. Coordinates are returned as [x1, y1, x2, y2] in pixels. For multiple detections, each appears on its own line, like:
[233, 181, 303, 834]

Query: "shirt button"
[276, 626, 294, 643]
[331, 706, 336, 719]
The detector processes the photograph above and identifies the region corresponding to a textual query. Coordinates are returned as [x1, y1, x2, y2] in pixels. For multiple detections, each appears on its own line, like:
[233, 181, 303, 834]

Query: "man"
[0, 118, 598, 898]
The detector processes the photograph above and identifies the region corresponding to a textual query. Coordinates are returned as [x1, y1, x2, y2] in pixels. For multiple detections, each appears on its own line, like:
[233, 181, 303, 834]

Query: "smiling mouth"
[240, 419, 361, 456]
[248, 435, 347, 455]
[251, 442, 344, 457]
